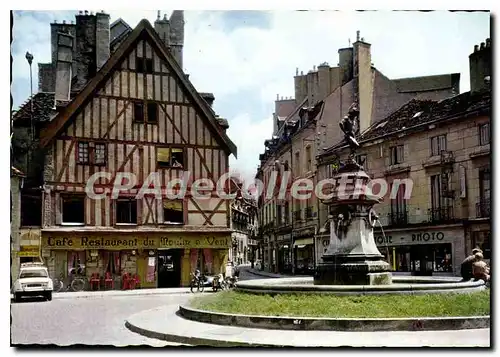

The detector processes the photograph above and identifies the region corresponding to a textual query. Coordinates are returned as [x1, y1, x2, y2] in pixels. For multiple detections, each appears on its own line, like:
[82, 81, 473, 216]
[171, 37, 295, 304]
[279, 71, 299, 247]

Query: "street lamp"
[25, 51, 34, 141]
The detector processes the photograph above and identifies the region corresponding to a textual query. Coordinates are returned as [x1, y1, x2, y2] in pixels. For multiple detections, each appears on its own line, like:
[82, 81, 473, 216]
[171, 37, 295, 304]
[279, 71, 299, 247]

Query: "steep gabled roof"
[39, 19, 237, 158]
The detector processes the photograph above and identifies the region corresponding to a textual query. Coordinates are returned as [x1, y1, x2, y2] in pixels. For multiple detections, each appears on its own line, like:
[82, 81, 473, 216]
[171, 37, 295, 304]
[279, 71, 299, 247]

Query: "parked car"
[12, 262, 53, 302]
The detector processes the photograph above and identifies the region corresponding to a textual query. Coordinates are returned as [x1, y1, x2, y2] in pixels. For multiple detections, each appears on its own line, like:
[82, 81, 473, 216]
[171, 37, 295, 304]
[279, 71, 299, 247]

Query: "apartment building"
[256, 31, 460, 275]
[11, 12, 237, 289]
[316, 38, 491, 276]
[229, 178, 259, 265]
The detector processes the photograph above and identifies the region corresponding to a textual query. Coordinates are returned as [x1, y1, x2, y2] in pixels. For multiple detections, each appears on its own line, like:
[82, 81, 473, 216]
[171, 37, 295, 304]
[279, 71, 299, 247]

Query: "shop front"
[374, 224, 465, 276]
[41, 231, 230, 289]
[293, 238, 314, 274]
[276, 233, 292, 274]
[12, 229, 42, 281]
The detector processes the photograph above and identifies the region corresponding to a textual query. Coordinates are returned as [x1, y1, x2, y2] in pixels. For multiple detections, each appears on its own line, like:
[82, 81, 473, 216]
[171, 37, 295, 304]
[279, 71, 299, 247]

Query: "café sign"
[43, 235, 230, 250]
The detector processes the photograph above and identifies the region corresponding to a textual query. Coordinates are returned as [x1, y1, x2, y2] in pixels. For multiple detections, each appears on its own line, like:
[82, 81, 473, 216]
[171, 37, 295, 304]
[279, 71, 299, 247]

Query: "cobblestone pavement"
[11, 294, 192, 347]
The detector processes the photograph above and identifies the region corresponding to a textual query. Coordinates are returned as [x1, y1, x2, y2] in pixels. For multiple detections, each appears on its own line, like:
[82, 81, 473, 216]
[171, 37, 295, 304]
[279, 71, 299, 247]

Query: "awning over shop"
[293, 238, 313, 247]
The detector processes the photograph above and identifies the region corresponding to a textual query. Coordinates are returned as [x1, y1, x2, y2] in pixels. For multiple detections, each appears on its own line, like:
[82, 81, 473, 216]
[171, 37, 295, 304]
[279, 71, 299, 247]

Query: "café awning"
[293, 238, 313, 247]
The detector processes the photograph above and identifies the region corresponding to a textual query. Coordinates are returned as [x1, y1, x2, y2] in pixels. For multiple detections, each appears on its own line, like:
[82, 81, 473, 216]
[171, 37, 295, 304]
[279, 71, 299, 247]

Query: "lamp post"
[25, 51, 34, 141]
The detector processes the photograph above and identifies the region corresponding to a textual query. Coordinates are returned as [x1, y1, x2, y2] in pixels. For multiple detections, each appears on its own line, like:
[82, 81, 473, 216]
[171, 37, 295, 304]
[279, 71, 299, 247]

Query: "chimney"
[95, 12, 110, 71]
[54, 32, 74, 104]
[317, 62, 331, 101]
[200, 92, 215, 107]
[169, 10, 185, 69]
[469, 38, 491, 93]
[338, 47, 354, 85]
[294, 71, 307, 104]
[50, 21, 76, 65]
[353, 33, 374, 133]
[73, 11, 110, 92]
[154, 10, 170, 47]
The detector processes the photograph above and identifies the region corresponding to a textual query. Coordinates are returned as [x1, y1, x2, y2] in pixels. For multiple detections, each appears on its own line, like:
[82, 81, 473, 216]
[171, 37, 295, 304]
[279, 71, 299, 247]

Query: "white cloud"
[227, 113, 273, 184]
[12, 10, 490, 180]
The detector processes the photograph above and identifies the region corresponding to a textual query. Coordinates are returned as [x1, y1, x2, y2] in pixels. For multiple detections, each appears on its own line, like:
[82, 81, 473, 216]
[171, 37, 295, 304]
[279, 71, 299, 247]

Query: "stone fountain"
[314, 104, 392, 285]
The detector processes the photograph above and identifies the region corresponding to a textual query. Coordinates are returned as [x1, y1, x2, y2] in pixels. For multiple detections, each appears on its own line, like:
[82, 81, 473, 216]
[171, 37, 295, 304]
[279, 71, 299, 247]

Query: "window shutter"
[157, 147, 171, 164]
[397, 145, 404, 163]
[439, 135, 446, 153]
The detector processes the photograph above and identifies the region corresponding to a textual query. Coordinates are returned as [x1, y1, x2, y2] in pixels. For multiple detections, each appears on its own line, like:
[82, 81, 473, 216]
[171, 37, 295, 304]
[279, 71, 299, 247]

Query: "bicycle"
[52, 274, 87, 292]
[190, 270, 205, 293]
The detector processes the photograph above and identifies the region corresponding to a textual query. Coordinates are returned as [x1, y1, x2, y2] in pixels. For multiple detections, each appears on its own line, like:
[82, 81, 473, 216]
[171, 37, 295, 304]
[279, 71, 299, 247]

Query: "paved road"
[11, 294, 191, 346]
[11, 267, 267, 346]
[238, 265, 270, 280]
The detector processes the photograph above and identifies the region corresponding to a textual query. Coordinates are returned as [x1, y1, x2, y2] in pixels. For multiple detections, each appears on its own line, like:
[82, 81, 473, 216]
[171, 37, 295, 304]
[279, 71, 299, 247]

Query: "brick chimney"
[469, 38, 491, 93]
[54, 32, 74, 104]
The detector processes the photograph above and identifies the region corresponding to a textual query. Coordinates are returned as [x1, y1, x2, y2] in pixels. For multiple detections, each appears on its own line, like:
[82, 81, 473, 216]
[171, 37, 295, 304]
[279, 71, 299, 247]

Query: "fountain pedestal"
[314, 161, 392, 286]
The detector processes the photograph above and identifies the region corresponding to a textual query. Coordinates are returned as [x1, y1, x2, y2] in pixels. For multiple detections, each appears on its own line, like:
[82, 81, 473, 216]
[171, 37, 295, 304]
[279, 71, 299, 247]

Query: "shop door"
[410, 246, 433, 276]
[158, 249, 182, 288]
[136, 253, 157, 289]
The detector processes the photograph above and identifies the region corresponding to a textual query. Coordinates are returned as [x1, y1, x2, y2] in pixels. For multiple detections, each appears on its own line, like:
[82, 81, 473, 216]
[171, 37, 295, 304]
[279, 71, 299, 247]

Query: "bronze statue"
[339, 103, 360, 154]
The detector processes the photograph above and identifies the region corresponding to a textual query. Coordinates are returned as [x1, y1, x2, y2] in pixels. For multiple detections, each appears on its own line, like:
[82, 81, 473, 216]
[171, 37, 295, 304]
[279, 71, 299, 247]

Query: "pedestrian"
[461, 248, 482, 280]
[472, 252, 490, 282]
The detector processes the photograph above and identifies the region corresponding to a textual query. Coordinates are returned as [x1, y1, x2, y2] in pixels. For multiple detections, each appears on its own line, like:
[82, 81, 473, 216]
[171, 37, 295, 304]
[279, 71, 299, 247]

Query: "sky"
[11, 10, 491, 184]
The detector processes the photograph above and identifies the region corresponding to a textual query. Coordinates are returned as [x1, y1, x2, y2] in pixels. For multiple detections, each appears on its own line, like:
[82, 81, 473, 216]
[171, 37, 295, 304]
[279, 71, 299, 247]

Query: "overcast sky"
[11, 10, 490, 183]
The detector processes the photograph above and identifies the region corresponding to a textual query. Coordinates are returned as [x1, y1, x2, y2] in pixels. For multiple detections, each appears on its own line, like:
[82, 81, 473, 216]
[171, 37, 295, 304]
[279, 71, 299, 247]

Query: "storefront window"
[103, 251, 121, 275]
[389, 244, 452, 273]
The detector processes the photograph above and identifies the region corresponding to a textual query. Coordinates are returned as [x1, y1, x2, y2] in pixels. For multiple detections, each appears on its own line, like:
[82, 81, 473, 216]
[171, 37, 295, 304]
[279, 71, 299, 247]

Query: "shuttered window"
[163, 200, 184, 224]
[430, 134, 447, 156]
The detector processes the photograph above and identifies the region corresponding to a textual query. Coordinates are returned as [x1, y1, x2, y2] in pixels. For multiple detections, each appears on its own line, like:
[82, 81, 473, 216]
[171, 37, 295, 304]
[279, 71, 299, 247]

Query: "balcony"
[428, 206, 454, 223]
[388, 210, 408, 227]
[476, 199, 491, 218]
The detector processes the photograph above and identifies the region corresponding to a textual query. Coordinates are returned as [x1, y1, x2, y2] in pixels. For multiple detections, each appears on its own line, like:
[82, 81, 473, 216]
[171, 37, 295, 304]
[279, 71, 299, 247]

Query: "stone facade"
[256, 31, 461, 275]
[316, 73, 491, 275]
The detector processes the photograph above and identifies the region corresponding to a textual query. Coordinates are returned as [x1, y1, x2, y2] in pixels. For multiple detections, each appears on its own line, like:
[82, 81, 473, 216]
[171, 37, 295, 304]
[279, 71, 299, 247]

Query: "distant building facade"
[256, 31, 461, 275]
[316, 38, 491, 276]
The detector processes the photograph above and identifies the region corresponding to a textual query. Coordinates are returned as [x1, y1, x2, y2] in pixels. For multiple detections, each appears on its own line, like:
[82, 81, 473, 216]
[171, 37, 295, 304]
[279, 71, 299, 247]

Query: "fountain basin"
[235, 276, 486, 296]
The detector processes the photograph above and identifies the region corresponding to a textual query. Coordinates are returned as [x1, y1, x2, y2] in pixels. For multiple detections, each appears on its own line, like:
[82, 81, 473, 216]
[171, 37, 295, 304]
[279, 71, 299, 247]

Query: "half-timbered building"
[33, 17, 237, 288]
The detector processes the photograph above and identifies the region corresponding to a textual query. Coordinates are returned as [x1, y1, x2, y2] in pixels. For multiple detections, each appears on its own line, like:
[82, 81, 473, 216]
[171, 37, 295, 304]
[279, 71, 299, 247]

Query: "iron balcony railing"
[428, 206, 454, 223]
[476, 199, 491, 218]
[388, 210, 408, 226]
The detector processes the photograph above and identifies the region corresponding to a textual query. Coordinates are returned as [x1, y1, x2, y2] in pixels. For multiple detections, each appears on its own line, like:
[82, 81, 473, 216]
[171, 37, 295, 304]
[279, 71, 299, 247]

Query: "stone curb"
[10, 288, 191, 301]
[236, 276, 487, 296]
[125, 320, 276, 347]
[179, 305, 491, 332]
